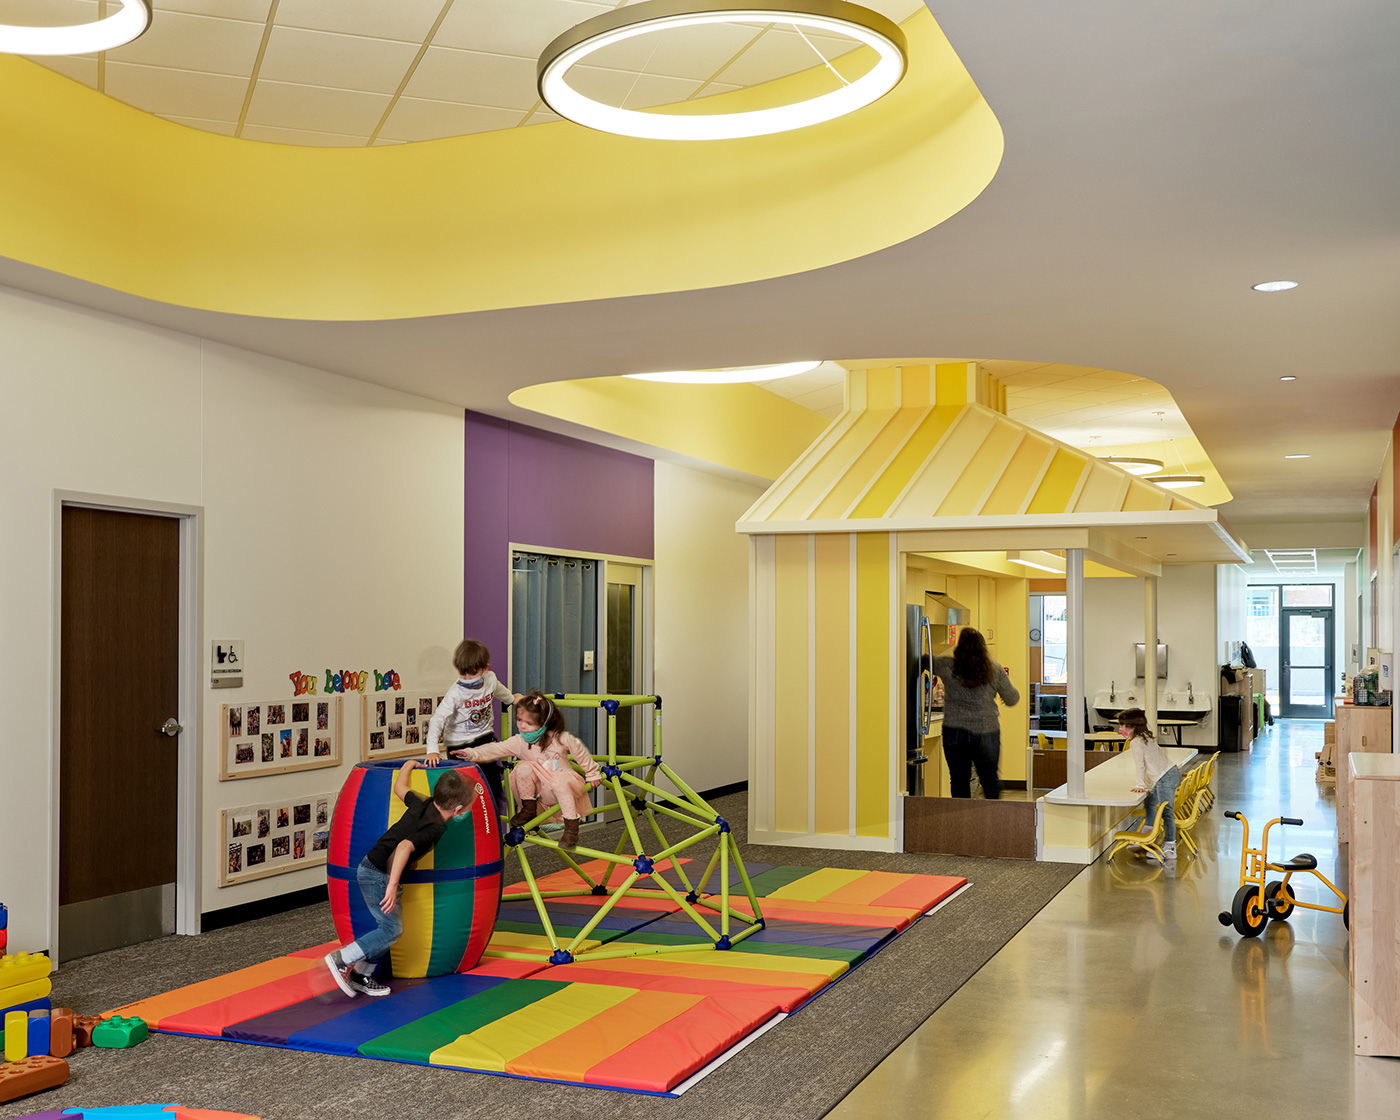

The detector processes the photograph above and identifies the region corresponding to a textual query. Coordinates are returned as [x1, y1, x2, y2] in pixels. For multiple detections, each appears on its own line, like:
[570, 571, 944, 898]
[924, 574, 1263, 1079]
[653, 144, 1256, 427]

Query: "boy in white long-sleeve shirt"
[426, 639, 521, 812]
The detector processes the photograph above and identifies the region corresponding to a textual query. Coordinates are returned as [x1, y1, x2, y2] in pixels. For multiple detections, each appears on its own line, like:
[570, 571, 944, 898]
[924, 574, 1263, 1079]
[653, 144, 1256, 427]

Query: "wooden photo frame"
[219, 790, 336, 887]
[219, 696, 342, 781]
[361, 689, 446, 762]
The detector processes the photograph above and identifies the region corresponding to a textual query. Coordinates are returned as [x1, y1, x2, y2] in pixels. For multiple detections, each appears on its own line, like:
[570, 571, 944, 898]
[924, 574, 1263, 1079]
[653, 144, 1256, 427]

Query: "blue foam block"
[1, 995, 52, 1018]
[28, 1009, 50, 1055]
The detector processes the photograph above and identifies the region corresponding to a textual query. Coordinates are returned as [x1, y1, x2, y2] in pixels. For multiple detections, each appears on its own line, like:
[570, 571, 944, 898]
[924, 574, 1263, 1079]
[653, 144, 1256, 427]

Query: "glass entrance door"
[1280, 607, 1333, 718]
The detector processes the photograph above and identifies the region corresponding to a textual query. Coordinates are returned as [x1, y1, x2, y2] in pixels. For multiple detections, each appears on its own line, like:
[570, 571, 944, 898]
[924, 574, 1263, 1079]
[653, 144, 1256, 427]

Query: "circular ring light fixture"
[1147, 474, 1206, 489]
[625, 360, 822, 384]
[0, 0, 151, 55]
[537, 0, 908, 141]
[1252, 280, 1298, 292]
[1100, 456, 1166, 476]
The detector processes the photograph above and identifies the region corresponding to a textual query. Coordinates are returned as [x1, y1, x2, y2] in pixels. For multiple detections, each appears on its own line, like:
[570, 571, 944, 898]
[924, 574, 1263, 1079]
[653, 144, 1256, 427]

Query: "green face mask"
[520, 726, 546, 745]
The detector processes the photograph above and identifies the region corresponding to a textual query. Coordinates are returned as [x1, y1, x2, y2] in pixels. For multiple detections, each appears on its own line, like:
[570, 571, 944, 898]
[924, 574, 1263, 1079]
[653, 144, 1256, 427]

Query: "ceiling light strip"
[538, 0, 907, 141]
[0, 0, 149, 55]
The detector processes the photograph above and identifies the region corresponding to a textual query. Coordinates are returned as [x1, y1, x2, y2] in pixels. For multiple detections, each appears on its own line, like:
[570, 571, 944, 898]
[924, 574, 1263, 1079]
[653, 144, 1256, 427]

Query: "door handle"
[160, 718, 183, 737]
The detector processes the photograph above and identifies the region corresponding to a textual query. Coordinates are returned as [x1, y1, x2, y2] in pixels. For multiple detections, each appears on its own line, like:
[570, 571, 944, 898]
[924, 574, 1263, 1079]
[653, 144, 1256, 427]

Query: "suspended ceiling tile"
[275, 0, 445, 43]
[103, 61, 247, 120]
[1, 0, 96, 25]
[436, 0, 611, 59]
[693, 80, 744, 99]
[157, 0, 273, 20]
[580, 20, 763, 82]
[31, 54, 99, 85]
[240, 122, 365, 146]
[405, 46, 539, 110]
[258, 26, 420, 95]
[245, 79, 391, 135]
[715, 28, 857, 87]
[378, 96, 524, 142]
[107, 9, 265, 76]
[158, 112, 237, 135]
[371, 137, 406, 146]
[520, 105, 563, 125]
[564, 66, 700, 110]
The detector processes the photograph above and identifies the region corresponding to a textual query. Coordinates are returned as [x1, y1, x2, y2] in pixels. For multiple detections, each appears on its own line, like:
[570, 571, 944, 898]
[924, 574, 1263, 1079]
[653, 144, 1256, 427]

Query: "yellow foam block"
[429, 983, 636, 1071]
[0, 953, 52, 991]
[0, 978, 53, 1012]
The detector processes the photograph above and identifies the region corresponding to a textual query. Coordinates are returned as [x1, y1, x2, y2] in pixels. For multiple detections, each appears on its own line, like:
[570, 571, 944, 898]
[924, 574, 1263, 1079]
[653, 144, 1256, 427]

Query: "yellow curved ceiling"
[0, 9, 1001, 321]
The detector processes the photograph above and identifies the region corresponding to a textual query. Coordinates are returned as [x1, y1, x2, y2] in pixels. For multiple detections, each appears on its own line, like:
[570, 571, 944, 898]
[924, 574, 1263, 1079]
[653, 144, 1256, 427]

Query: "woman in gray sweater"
[933, 628, 1020, 799]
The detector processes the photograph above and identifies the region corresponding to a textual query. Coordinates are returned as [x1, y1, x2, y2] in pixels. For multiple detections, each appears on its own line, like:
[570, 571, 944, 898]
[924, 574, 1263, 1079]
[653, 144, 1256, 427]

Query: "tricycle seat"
[1268, 854, 1318, 872]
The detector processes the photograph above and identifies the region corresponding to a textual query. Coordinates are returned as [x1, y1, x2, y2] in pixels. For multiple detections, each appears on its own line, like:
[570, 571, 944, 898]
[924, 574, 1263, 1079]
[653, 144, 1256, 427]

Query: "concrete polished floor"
[831, 720, 1400, 1118]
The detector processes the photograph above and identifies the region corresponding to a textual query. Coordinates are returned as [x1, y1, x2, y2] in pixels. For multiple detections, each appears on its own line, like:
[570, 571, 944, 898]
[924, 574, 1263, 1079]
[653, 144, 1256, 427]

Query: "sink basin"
[1093, 689, 1212, 724]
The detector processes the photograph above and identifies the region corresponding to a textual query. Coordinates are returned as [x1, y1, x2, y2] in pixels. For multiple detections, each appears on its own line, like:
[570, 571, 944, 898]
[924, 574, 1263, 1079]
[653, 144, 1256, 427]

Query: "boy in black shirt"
[324, 760, 475, 997]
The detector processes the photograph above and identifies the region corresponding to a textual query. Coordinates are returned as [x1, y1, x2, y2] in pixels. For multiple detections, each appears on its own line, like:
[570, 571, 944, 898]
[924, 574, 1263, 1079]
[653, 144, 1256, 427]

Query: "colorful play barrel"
[328, 760, 502, 977]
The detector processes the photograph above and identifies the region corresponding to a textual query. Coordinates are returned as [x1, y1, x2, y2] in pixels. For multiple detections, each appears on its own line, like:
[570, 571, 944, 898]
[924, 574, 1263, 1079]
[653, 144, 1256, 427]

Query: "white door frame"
[50, 491, 205, 959]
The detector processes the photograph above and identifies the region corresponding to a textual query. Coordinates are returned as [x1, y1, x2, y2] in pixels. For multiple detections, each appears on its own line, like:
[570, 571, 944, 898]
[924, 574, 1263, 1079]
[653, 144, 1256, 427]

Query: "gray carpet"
[3, 794, 1082, 1120]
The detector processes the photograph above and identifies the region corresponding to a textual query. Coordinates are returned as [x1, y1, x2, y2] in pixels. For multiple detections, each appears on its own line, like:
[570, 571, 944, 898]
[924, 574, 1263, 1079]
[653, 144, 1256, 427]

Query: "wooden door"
[60, 507, 180, 959]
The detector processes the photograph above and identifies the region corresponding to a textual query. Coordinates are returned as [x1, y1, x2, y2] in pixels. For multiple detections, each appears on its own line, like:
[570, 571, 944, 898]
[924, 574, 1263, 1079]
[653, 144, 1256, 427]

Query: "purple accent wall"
[463, 410, 654, 670]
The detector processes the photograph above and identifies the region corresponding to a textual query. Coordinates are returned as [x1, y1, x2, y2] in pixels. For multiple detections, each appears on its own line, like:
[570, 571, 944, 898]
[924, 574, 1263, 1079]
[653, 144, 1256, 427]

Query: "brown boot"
[559, 817, 580, 850]
[509, 798, 538, 829]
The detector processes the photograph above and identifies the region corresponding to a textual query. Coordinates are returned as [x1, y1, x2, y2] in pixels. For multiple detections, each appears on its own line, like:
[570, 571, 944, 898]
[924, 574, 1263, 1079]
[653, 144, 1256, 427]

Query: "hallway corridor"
[831, 720, 1400, 1118]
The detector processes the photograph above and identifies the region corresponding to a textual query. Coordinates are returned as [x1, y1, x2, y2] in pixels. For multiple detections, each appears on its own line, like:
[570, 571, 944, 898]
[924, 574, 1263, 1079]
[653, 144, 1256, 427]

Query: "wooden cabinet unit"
[1349, 753, 1400, 1056]
[1336, 706, 1392, 843]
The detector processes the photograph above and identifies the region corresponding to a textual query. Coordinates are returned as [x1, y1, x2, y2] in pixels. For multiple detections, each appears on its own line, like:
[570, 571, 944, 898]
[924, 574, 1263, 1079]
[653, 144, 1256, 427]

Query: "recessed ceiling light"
[1279, 376, 1297, 381]
[1252, 280, 1299, 292]
[538, 0, 908, 141]
[0, 0, 150, 54]
[1147, 474, 1206, 489]
[1100, 456, 1166, 475]
[1284, 454, 1310, 459]
[625, 360, 821, 384]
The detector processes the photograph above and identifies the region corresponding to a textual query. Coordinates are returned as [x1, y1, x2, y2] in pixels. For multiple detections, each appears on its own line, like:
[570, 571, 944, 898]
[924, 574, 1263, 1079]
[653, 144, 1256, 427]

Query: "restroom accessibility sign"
[212, 640, 244, 689]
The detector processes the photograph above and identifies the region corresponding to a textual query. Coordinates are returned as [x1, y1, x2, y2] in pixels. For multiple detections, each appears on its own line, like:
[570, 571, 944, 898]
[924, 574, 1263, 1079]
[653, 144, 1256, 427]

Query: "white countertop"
[1041, 747, 1199, 806]
[1350, 753, 1400, 780]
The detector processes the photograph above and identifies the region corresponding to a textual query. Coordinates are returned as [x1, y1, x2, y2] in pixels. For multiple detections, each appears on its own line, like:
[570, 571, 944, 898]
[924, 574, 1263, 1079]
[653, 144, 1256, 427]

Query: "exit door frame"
[50, 491, 205, 959]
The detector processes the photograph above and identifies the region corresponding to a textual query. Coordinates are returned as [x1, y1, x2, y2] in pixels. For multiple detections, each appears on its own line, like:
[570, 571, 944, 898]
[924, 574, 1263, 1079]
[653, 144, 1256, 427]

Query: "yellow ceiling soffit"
[510, 376, 828, 481]
[0, 10, 1002, 321]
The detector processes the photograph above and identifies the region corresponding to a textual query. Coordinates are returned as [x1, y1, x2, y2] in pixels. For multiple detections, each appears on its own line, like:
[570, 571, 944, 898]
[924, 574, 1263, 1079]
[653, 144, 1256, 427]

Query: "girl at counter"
[933, 628, 1020, 799]
[1118, 706, 1180, 861]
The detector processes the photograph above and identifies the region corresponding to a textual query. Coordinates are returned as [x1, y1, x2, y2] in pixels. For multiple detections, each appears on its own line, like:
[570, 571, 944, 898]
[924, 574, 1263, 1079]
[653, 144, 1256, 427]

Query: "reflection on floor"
[832, 719, 1400, 1119]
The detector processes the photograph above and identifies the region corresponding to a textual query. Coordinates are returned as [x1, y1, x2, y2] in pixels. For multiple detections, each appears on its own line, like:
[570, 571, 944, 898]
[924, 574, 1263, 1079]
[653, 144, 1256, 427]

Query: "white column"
[1145, 575, 1159, 737]
[1067, 549, 1086, 798]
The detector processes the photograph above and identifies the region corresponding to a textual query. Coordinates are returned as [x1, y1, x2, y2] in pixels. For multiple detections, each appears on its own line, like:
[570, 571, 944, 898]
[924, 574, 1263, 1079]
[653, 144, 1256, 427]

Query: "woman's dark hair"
[1117, 707, 1155, 741]
[951, 627, 996, 688]
[515, 690, 566, 737]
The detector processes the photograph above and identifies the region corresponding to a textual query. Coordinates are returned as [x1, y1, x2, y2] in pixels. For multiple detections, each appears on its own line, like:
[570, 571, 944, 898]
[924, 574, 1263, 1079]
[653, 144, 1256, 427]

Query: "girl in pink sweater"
[452, 691, 600, 849]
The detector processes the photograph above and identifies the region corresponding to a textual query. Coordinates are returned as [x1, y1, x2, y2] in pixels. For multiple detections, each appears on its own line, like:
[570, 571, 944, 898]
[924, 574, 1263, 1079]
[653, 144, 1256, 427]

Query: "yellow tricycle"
[1216, 810, 1348, 938]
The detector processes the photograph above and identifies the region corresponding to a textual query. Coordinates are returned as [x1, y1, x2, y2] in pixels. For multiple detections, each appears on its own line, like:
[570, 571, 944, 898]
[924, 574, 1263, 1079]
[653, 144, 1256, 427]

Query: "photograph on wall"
[219, 696, 340, 780]
[219, 788, 337, 886]
[360, 688, 457, 762]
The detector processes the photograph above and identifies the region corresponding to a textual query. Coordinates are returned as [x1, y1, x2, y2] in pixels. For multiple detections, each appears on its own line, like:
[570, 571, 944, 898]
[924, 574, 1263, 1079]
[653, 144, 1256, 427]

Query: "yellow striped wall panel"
[811, 407, 930, 520]
[889, 409, 997, 517]
[774, 408, 896, 520]
[813, 533, 852, 835]
[1024, 449, 1086, 514]
[1073, 465, 1130, 513]
[980, 438, 1054, 515]
[772, 534, 810, 833]
[849, 406, 962, 519]
[854, 533, 891, 838]
[934, 418, 1023, 516]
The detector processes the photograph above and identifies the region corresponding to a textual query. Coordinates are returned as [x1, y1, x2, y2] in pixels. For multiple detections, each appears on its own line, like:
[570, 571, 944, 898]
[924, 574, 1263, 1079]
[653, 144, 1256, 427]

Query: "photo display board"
[219, 696, 342, 781]
[220, 790, 336, 887]
[361, 689, 446, 761]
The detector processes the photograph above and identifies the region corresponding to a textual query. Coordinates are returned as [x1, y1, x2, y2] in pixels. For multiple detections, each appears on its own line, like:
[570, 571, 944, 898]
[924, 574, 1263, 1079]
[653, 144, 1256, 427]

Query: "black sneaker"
[324, 953, 356, 998]
[349, 971, 391, 997]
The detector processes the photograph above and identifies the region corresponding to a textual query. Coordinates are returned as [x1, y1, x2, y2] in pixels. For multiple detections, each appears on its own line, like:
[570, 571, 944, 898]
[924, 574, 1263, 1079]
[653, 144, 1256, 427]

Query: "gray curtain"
[510, 552, 598, 751]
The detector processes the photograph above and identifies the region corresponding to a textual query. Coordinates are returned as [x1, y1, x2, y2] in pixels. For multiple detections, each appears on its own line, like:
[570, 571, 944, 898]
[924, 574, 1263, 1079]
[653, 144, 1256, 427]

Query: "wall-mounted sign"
[212, 640, 244, 689]
[286, 669, 404, 695]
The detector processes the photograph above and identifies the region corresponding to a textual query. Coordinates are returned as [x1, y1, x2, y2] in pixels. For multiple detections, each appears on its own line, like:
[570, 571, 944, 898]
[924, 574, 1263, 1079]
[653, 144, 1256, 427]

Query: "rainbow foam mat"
[112, 866, 965, 1095]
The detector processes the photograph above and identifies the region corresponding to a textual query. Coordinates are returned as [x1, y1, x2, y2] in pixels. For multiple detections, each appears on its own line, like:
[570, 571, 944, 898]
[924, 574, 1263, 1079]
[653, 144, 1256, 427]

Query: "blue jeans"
[347, 857, 403, 969]
[943, 726, 1002, 799]
[1141, 766, 1181, 843]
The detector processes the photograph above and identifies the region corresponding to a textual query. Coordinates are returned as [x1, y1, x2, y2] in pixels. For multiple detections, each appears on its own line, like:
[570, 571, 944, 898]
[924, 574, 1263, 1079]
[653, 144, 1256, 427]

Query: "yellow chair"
[1107, 801, 1169, 863]
[1036, 731, 1053, 750]
[1174, 789, 1208, 858]
[1198, 752, 1220, 808]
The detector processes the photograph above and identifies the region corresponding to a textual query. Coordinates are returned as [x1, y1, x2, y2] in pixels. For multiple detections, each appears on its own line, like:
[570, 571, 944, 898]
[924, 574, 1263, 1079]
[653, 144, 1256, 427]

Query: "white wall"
[1083, 565, 1220, 748]
[1217, 564, 1247, 664]
[0, 284, 463, 955]
[653, 461, 763, 796]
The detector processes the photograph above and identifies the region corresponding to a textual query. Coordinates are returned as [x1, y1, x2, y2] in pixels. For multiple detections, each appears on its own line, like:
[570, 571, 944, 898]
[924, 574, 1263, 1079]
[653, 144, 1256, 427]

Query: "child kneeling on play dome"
[325, 760, 477, 997]
[453, 691, 600, 850]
